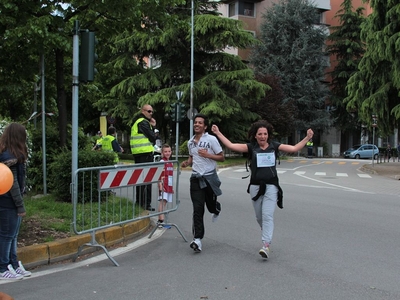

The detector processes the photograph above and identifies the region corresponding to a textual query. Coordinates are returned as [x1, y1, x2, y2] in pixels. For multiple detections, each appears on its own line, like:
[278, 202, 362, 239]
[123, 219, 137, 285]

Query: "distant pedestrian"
[0, 123, 32, 280]
[386, 144, 392, 162]
[306, 139, 313, 158]
[101, 126, 123, 163]
[92, 130, 103, 151]
[397, 143, 400, 162]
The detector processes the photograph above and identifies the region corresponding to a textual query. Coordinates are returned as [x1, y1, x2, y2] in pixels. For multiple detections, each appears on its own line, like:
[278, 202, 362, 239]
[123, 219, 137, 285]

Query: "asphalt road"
[1, 159, 400, 300]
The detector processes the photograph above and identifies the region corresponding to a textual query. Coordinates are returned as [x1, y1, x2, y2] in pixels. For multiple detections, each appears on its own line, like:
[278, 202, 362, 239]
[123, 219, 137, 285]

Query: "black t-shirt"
[247, 141, 281, 185]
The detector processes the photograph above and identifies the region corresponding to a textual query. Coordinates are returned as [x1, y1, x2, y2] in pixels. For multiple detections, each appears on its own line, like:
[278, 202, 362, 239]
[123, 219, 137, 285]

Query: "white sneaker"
[0, 264, 23, 280]
[211, 213, 220, 223]
[15, 261, 32, 277]
[190, 238, 202, 252]
[259, 246, 270, 259]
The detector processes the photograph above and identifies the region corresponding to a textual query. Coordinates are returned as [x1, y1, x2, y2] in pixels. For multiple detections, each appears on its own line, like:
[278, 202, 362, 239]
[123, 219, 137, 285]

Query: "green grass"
[20, 156, 247, 244]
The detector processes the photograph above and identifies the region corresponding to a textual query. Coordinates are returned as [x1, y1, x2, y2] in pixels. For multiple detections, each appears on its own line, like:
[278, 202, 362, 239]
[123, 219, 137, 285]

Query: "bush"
[28, 124, 92, 193]
[48, 149, 116, 202]
[179, 140, 189, 156]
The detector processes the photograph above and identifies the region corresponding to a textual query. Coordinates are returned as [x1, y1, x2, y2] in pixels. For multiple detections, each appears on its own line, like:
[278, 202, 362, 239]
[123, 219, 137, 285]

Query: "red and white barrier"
[99, 166, 164, 190]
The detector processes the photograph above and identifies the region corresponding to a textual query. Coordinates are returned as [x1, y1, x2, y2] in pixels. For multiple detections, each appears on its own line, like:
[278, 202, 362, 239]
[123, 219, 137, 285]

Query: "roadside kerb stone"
[18, 218, 150, 269]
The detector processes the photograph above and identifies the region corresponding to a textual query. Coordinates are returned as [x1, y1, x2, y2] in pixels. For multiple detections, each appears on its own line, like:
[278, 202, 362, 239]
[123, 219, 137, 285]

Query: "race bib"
[256, 152, 276, 167]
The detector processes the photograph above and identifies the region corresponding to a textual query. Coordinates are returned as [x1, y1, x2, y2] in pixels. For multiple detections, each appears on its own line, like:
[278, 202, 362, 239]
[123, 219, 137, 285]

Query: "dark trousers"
[0, 208, 21, 272]
[134, 153, 154, 208]
[190, 178, 221, 239]
[307, 147, 313, 157]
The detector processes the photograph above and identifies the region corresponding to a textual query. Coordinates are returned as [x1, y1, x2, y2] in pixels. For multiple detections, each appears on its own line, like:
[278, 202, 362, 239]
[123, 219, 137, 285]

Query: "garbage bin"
[317, 147, 323, 158]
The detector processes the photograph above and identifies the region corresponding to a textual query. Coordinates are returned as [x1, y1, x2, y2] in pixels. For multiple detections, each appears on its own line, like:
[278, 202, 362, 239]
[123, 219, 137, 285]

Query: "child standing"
[157, 144, 174, 228]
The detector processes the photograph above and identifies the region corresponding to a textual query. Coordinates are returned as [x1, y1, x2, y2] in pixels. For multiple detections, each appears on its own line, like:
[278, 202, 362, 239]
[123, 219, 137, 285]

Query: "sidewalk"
[18, 217, 151, 270]
[361, 161, 400, 180]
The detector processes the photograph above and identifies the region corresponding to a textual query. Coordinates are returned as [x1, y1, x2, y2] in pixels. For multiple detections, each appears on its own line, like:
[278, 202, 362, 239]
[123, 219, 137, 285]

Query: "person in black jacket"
[212, 120, 313, 259]
[0, 123, 32, 279]
[130, 105, 157, 211]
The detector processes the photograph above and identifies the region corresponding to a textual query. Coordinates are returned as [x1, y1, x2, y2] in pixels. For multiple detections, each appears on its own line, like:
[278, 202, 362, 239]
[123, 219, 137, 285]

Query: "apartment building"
[218, 0, 337, 156]
[219, 1, 398, 155]
[218, 0, 331, 61]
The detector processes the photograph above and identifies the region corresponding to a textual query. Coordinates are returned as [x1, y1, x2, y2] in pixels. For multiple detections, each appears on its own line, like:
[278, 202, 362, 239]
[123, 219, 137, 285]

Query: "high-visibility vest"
[95, 137, 103, 146]
[306, 141, 313, 147]
[101, 135, 115, 152]
[101, 135, 119, 163]
[130, 118, 154, 155]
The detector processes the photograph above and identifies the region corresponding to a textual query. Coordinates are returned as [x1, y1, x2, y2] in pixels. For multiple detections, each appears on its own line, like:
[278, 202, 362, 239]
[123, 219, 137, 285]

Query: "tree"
[251, 75, 296, 138]
[250, 0, 331, 133]
[95, 0, 268, 140]
[326, 0, 366, 132]
[0, 0, 185, 146]
[345, 0, 400, 134]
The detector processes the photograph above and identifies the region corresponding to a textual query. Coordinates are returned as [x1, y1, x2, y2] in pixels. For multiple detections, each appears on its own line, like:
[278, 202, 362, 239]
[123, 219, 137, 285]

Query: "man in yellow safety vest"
[102, 126, 123, 163]
[92, 131, 103, 151]
[306, 139, 313, 158]
[130, 104, 157, 211]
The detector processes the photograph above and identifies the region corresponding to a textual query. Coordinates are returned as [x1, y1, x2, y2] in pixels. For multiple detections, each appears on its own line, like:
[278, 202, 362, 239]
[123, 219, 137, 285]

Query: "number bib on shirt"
[256, 152, 276, 168]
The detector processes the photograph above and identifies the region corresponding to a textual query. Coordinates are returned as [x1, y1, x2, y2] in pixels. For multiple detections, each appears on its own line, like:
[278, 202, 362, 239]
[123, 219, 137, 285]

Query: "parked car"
[343, 144, 379, 159]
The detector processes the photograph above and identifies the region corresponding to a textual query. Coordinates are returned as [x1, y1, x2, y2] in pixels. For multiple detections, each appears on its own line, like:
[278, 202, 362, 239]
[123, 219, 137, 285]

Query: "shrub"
[48, 149, 116, 202]
[179, 140, 189, 156]
[28, 124, 92, 193]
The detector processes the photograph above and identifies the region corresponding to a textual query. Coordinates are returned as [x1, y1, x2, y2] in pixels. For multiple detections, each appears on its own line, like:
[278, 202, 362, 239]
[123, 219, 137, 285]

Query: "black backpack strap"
[242, 143, 253, 179]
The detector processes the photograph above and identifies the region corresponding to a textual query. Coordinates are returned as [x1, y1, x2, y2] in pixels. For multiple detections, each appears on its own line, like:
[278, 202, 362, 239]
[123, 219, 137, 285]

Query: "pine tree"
[327, 0, 366, 132]
[98, 0, 267, 140]
[346, 0, 400, 134]
[250, 0, 331, 133]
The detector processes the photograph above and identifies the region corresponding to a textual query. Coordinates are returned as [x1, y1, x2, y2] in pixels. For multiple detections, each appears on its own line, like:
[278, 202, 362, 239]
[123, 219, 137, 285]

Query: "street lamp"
[372, 114, 378, 167]
[176, 91, 183, 160]
[189, 0, 194, 137]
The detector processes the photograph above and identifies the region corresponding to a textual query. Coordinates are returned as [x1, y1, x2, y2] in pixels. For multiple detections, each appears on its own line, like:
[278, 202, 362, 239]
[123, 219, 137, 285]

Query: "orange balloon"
[0, 163, 14, 195]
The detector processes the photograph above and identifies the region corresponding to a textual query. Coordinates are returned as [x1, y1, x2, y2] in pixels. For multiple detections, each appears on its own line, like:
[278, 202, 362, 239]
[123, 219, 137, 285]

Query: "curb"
[18, 217, 151, 269]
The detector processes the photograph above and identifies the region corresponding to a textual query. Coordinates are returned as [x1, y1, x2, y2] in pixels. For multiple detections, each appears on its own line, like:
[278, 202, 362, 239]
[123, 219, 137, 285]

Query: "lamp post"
[189, 0, 194, 137]
[176, 91, 183, 160]
[372, 114, 378, 167]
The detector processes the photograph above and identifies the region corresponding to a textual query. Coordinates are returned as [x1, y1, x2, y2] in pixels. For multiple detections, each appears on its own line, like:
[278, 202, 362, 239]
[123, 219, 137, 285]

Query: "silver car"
[343, 144, 379, 159]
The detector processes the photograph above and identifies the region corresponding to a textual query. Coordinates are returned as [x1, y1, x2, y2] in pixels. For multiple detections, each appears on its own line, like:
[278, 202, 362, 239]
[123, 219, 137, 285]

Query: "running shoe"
[190, 238, 202, 252]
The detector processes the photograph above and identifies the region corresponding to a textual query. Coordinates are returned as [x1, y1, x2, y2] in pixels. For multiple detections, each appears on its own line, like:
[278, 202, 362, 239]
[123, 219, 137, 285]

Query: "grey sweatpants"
[249, 184, 278, 245]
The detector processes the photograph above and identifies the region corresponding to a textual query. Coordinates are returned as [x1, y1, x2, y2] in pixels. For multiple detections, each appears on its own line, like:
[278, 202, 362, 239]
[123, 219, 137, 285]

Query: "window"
[146, 55, 161, 69]
[229, 2, 236, 17]
[239, 2, 254, 17]
[313, 9, 326, 25]
[229, 1, 255, 17]
[246, 30, 256, 37]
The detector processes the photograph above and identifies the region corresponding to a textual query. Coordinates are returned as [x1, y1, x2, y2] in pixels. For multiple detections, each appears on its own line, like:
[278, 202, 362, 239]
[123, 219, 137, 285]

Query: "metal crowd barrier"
[71, 160, 186, 266]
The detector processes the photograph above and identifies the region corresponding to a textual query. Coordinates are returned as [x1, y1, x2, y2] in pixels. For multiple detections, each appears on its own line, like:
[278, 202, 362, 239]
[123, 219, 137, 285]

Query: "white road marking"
[294, 171, 306, 175]
[357, 174, 372, 178]
[336, 173, 348, 177]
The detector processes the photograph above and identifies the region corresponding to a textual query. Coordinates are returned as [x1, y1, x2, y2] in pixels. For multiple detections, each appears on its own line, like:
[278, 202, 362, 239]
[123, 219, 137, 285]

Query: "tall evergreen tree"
[250, 0, 331, 133]
[345, 0, 400, 134]
[327, 0, 365, 132]
[0, 0, 185, 145]
[97, 0, 267, 140]
[251, 75, 296, 138]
